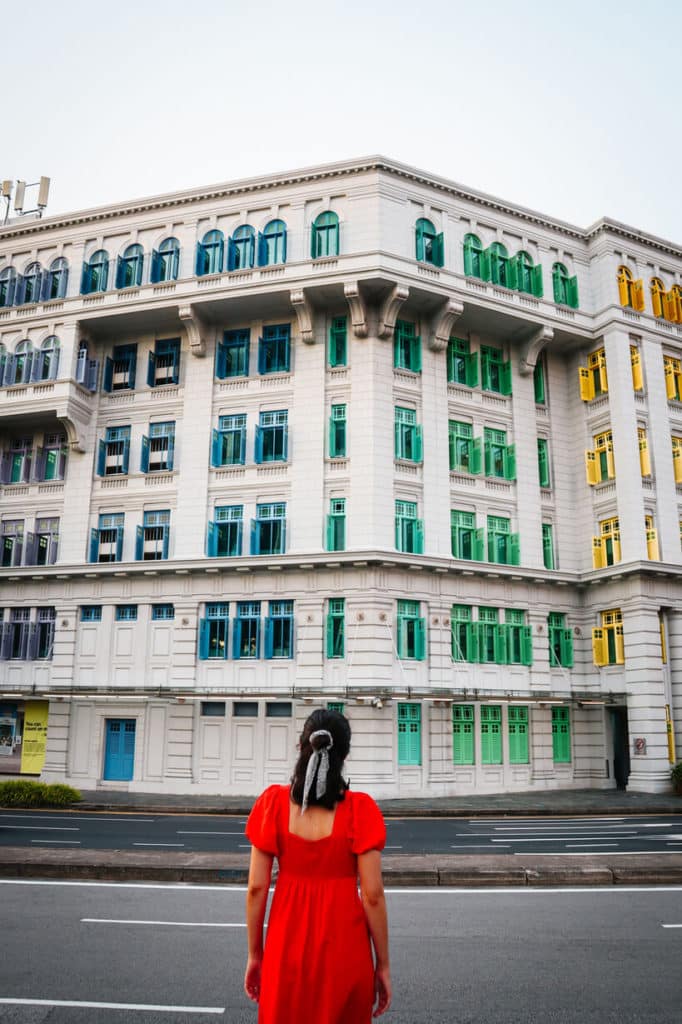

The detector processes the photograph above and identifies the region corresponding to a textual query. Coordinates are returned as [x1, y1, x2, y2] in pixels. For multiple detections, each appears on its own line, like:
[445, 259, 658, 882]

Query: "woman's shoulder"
[346, 789, 386, 853]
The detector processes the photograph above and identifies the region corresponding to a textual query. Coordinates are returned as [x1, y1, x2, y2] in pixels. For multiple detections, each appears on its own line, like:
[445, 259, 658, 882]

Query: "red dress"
[245, 784, 386, 1024]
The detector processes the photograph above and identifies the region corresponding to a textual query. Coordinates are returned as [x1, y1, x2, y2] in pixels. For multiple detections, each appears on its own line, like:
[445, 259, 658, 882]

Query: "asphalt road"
[1, 809, 682, 856]
[1, 880, 681, 1022]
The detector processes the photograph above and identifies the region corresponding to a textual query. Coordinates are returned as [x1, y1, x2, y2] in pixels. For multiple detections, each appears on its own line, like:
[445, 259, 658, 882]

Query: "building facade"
[0, 156, 680, 797]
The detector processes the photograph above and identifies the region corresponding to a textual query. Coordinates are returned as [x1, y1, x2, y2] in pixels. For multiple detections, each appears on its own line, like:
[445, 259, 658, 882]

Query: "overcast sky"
[4, 0, 681, 242]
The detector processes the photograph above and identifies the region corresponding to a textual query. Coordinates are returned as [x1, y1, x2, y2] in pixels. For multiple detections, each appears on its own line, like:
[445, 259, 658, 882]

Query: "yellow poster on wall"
[20, 701, 49, 775]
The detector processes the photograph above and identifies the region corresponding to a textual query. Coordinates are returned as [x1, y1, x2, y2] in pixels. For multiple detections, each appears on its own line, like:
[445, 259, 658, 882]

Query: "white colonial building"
[0, 156, 680, 797]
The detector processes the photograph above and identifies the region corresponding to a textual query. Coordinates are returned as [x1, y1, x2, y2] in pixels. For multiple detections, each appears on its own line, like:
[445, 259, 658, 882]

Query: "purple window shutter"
[13, 538, 24, 567]
[22, 452, 32, 483]
[26, 624, 38, 661]
[24, 532, 36, 566]
[58, 448, 67, 479]
[49, 537, 59, 564]
[0, 452, 11, 484]
[33, 447, 46, 481]
[20, 622, 31, 659]
[0, 623, 11, 660]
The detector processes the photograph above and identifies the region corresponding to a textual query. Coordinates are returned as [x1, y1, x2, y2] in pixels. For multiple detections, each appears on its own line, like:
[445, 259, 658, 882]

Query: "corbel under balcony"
[290, 289, 315, 344]
[178, 303, 208, 357]
[519, 324, 554, 376]
[343, 282, 369, 338]
[377, 284, 409, 340]
[429, 298, 464, 352]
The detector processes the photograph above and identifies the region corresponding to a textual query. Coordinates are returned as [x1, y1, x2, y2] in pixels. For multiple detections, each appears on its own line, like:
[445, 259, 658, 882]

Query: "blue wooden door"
[103, 719, 136, 781]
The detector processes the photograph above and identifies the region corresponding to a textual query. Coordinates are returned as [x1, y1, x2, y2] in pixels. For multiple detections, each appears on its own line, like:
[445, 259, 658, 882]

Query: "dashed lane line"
[81, 918, 246, 927]
[0, 998, 224, 1014]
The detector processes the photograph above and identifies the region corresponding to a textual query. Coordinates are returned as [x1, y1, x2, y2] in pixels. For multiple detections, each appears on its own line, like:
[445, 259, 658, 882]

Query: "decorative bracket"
[377, 284, 409, 341]
[178, 304, 207, 357]
[429, 299, 464, 352]
[290, 289, 315, 344]
[343, 282, 368, 338]
[519, 325, 554, 376]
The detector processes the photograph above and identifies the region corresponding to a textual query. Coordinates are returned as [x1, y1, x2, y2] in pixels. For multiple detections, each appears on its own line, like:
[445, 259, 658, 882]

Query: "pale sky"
[4, 0, 682, 242]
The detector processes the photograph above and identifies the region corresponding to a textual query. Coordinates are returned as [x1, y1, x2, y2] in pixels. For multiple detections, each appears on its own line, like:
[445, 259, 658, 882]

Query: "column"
[623, 601, 672, 792]
[640, 333, 680, 563]
[421, 345, 450, 558]
[511, 362, 543, 568]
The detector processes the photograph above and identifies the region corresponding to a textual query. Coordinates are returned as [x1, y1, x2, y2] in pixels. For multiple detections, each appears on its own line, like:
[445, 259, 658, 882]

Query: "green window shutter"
[463, 243, 474, 277]
[329, 416, 337, 457]
[560, 629, 574, 668]
[452, 705, 475, 764]
[552, 707, 571, 763]
[413, 336, 422, 373]
[537, 439, 549, 487]
[521, 626, 533, 666]
[325, 612, 335, 658]
[465, 351, 478, 387]
[494, 624, 508, 664]
[501, 360, 512, 395]
[505, 256, 518, 290]
[508, 707, 529, 764]
[533, 361, 546, 404]
[531, 264, 544, 298]
[510, 532, 520, 566]
[414, 425, 423, 462]
[479, 247, 491, 282]
[567, 276, 579, 309]
[448, 423, 456, 470]
[481, 706, 502, 764]
[542, 524, 555, 570]
[470, 436, 482, 474]
[394, 419, 401, 459]
[398, 703, 421, 766]
[415, 618, 426, 660]
[415, 519, 424, 554]
[474, 527, 485, 561]
[466, 621, 480, 662]
[433, 232, 444, 268]
[505, 443, 516, 481]
[484, 441, 492, 476]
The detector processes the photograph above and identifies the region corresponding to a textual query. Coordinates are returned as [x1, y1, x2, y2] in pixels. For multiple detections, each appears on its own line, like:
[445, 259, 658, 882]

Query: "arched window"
[116, 243, 144, 289]
[617, 265, 644, 310]
[0, 266, 17, 307]
[415, 218, 443, 267]
[8, 339, 34, 385]
[228, 225, 256, 271]
[196, 230, 224, 276]
[311, 211, 339, 259]
[0, 342, 6, 382]
[81, 250, 109, 294]
[33, 335, 60, 382]
[489, 242, 509, 287]
[515, 251, 534, 294]
[552, 262, 578, 308]
[673, 285, 682, 324]
[650, 277, 666, 318]
[19, 262, 43, 305]
[47, 257, 69, 300]
[151, 237, 180, 283]
[259, 220, 287, 266]
[463, 234, 483, 278]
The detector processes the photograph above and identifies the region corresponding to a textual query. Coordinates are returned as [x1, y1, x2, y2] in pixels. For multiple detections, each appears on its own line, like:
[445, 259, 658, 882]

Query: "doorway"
[609, 707, 630, 790]
[103, 719, 136, 781]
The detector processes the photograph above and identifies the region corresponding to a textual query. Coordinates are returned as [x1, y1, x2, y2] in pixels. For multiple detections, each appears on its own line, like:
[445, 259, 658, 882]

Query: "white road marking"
[81, 918, 246, 927]
[133, 842, 184, 847]
[661, 923, 682, 928]
[467, 817, 627, 824]
[458, 829, 639, 836]
[565, 843, 619, 848]
[384, 845, 403, 849]
[515, 850, 682, 857]
[0, 880, 249, 891]
[385, 886, 682, 894]
[238, 844, 251, 848]
[0, 825, 79, 831]
[31, 840, 81, 845]
[491, 835, 637, 843]
[0, 997, 224, 1013]
[177, 831, 245, 836]
[647, 834, 682, 841]
[491, 825, 655, 832]
[0, 814, 154, 822]
[450, 844, 510, 848]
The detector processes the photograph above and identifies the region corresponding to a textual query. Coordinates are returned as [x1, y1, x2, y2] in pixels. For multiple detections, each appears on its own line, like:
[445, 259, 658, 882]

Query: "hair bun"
[309, 728, 333, 751]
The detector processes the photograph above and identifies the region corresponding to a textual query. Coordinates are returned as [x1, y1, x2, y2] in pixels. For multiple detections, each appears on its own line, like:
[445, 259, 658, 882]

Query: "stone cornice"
[2, 156, 679, 259]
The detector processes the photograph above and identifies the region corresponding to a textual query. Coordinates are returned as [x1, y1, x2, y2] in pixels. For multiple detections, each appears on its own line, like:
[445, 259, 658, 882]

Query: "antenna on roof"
[1, 176, 51, 224]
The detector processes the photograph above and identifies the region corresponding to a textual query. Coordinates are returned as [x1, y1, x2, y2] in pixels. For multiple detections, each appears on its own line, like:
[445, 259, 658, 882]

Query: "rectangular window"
[326, 598, 345, 659]
[35, 607, 55, 660]
[593, 608, 624, 666]
[201, 702, 226, 717]
[80, 606, 102, 622]
[136, 509, 170, 561]
[199, 602, 230, 660]
[480, 346, 511, 395]
[233, 601, 261, 659]
[593, 516, 621, 568]
[5, 608, 30, 660]
[207, 505, 243, 558]
[548, 612, 573, 669]
[487, 515, 519, 566]
[212, 414, 246, 467]
[141, 421, 175, 473]
[115, 605, 138, 621]
[31, 517, 60, 567]
[579, 347, 608, 401]
[537, 438, 550, 488]
[90, 513, 124, 563]
[103, 344, 137, 392]
[397, 702, 421, 765]
[394, 407, 422, 462]
[2, 437, 33, 485]
[97, 426, 130, 477]
[2, 520, 24, 568]
[395, 500, 424, 554]
[329, 404, 347, 458]
[451, 510, 482, 561]
[480, 705, 502, 765]
[585, 430, 614, 486]
[151, 603, 175, 620]
[147, 337, 180, 388]
[542, 523, 555, 570]
[216, 329, 250, 379]
[508, 706, 529, 764]
[396, 599, 425, 660]
[35, 432, 67, 482]
[265, 600, 294, 659]
[552, 707, 571, 763]
[329, 317, 347, 367]
[505, 609, 532, 666]
[484, 428, 515, 480]
[638, 428, 651, 477]
[451, 605, 473, 662]
[255, 410, 288, 463]
[673, 436, 682, 485]
[258, 323, 291, 375]
[533, 359, 546, 404]
[448, 421, 480, 474]
[664, 355, 682, 401]
[326, 498, 346, 552]
[251, 503, 286, 556]
[447, 337, 477, 387]
[266, 702, 292, 718]
[234, 701, 259, 717]
[393, 320, 421, 373]
[477, 606, 499, 664]
[452, 704, 475, 765]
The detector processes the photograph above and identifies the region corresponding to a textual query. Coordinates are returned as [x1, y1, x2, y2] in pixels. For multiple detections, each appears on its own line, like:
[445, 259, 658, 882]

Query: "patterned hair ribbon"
[301, 729, 334, 813]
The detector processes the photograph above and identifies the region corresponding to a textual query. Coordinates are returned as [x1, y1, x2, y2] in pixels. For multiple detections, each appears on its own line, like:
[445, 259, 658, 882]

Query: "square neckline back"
[286, 787, 341, 844]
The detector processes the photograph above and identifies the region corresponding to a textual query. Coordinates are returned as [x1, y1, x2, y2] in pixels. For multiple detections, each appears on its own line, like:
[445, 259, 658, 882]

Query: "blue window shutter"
[257, 338, 266, 375]
[279, 519, 286, 555]
[89, 528, 99, 563]
[281, 230, 287, 263]
[97, 439, 106, 476]
[135, 525, 143, 560]
[140, 435, 149, 473]
[14, 275, 26, 305]
[147, 351, 156, 388]
[254, 426, 263, 464]
[264, 618, 273, 659]
[227, 238, 237, 272]
[433, 233, 444, 268]
[250, 519, 259, 555]
[239, 429, 246, 464]
[162, 526, 169, 560]
[257, 232, 267, 266]
[235, 521, 243, 555]
[167, 434, 175, 471]
[195, 242, 205, 276]
[206, 520, 216, 557]
[150, 250, 160, 283]
[282, 427, 289, 461]
[115, 256, 124, 289]
[215, 341, 227, 379]
[115, 526, 123, 562]
[122, 439, 130, 475]
[171, 343, 180, 384]
[211, 428, 222, 467]
[217, 239, 224, 272]
[103, 357, 113, 392]
[81, 263, 91, 294]
[232, 618, 242, 659]
[128, 351, 136, 390]
[40, 269, 50, 302]
[198, 618, 210, 660]
[283, 334, 291, 372]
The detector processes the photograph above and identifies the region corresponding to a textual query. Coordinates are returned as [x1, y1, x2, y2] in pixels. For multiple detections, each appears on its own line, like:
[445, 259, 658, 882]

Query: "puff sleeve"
[349, 791, 386, 854]
[245, 784, 282, 856]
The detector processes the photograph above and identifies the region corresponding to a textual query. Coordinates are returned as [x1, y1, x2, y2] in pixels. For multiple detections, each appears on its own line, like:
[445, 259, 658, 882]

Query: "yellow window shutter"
[633, 280, 645, 312]
[652, 287, 664, 318]
[606, 444, 615, 479]
[664, 290, 678, 322]
[618, 276, 630, 306]
[599, 360, 609, 394]
[585, 449, 598, 485]
[592, 536, 604, 569]
[674, 447, 682, 484]
[630, 349, 643, 391]
[665, 362, 676, 400]
[646, 529, 659, 560]
[592, 628, 606, 666]
[639, 437, 651, 476]
[615, 625, 625, 664]
[579, 367, 593, 401]
[613, 534, 622, 562]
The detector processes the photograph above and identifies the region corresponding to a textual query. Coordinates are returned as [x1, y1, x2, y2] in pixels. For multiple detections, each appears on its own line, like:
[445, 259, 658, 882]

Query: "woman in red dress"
[244, 708, 391, 1022]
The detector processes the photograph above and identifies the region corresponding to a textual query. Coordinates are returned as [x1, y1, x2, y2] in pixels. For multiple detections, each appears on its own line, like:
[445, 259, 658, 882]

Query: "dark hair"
[290, 709, 351, 809]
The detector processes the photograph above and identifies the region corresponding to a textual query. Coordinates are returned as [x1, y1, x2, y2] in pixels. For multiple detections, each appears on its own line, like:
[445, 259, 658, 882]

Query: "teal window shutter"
[542, 523, 555, 570]
[500, 359, 512, 395]
[397, 703, 421, 765]
[531, 264, 543, 298]
[533, 360, 546, 404]
[552, 263, 564, 303]
[560, 629, 574, 668]
[504, 443, 516, 481]
[452, 704, 475, 764]
[510, 532, 520, 566]
[140, 435, 149, 473]
[481, 706, 502, 764]
[415, 618, 426, 660]
[567, 276, 579, 308]
[432, 232, 444, 267]
[538, 439, 550, 487]
[552, 707, 571, 763]
[198, 618, 210, 660]
[521, 626, 533, 666]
